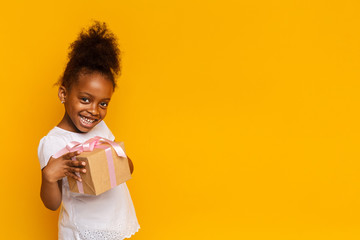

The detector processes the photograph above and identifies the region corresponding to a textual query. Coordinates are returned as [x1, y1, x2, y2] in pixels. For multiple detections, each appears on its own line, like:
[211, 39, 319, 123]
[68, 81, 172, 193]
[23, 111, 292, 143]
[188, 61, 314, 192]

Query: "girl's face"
[58, 71, 114, 133]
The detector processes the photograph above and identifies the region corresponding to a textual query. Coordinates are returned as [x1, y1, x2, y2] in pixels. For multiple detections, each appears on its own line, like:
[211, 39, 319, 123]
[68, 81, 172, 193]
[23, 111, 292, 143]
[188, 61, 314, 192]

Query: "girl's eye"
[100, 102, 108, 107]
[81, 97, 90, 103]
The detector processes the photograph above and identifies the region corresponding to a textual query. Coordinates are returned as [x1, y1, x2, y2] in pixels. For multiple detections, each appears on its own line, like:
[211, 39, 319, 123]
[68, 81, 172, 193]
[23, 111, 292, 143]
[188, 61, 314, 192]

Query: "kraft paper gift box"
[54, 137, 132, 196]
[69, 141, 131, 195]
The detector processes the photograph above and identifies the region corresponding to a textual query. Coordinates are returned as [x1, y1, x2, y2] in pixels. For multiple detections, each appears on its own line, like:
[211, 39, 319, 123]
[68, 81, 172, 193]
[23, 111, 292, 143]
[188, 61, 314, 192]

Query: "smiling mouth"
[80, 115, 98, 127]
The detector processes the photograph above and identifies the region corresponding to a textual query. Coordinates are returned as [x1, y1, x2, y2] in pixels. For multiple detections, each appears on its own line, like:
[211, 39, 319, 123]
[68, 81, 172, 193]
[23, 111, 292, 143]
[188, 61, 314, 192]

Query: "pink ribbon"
[53, 136, 127, 194]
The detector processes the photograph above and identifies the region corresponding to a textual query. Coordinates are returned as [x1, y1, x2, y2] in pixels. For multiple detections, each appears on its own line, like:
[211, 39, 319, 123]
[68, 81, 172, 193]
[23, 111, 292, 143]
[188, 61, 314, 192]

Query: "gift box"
[54, 137, 132, 195]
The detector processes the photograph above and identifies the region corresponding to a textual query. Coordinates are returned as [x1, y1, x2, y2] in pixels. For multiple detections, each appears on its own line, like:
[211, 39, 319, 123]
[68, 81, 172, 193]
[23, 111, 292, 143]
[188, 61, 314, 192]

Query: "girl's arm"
[40, 151, 85, 211]
[40, 175, 62, 211]
[115, 141, 134, 174]
[128, 157, 134, 174]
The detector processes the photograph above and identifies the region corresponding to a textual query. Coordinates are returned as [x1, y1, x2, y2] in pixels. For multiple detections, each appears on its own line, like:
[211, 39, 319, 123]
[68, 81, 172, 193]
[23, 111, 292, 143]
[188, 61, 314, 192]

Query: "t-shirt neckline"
[53, 121, 104, 135]
[54, 126, 84, 134]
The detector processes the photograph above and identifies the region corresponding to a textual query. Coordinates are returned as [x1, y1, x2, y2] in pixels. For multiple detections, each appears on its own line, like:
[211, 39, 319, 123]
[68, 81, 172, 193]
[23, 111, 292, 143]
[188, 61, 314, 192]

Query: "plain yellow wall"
[1, 0, 360, 239]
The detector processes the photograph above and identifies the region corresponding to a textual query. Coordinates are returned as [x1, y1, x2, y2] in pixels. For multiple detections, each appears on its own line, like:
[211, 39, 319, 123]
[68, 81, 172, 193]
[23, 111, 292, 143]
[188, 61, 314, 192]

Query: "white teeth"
[81, 116, 95, 124]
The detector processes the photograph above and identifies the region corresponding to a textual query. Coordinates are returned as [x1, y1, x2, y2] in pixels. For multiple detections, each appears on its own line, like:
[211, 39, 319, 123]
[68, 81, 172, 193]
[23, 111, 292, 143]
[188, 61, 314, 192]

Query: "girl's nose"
[88, 104, 100, 116]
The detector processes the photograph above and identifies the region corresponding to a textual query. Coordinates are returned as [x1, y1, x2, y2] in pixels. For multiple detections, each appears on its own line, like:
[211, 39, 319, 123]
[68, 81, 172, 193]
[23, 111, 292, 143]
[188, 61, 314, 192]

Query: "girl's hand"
[42, 151, 86, 183]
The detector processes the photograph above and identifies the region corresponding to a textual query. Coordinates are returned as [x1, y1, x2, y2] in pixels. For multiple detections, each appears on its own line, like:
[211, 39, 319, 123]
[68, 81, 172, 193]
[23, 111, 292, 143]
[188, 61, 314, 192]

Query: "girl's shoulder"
[37, 129, 69, 169]
[38, 126, 73, 147]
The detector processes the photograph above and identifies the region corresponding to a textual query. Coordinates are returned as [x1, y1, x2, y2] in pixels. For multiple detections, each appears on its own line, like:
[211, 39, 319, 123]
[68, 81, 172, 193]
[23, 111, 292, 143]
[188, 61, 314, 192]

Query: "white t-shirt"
[38, 121, 140, 240]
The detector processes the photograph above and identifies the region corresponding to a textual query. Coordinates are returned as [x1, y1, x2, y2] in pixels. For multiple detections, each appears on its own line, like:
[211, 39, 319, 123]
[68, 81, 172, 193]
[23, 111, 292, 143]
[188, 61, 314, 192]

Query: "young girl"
[38, 22, 140, 240]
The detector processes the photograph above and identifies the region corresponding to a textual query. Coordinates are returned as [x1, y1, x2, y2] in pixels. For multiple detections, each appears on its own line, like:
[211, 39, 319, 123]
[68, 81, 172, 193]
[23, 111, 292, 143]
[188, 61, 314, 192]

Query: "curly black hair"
[58, 21, 121, 90]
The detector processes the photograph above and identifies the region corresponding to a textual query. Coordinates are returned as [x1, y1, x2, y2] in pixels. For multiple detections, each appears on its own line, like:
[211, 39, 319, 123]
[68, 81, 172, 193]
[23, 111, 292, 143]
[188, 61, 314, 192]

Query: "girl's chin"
[75, 121, 96, 133]
[76, 124, 95, 133]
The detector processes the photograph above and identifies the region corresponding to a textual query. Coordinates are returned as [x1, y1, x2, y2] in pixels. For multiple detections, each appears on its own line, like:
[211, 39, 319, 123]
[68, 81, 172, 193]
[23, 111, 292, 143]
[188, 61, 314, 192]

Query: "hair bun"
[59, 21, 121, 89]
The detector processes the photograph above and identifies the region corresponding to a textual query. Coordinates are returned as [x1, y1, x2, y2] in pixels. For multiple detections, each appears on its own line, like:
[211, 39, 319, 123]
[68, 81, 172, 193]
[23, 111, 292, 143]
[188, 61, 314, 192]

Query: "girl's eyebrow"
[79, 92, 92, 96]
[78, 92, 111, 101]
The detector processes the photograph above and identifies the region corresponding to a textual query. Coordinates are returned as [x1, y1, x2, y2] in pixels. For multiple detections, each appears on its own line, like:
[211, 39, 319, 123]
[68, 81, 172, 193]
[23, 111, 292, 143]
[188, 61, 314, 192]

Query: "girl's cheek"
[101, 109, 108, 118]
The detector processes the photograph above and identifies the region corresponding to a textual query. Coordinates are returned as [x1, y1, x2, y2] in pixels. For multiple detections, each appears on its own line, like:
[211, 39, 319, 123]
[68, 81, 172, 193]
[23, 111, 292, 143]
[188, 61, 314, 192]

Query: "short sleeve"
[37, 136, 66, 169]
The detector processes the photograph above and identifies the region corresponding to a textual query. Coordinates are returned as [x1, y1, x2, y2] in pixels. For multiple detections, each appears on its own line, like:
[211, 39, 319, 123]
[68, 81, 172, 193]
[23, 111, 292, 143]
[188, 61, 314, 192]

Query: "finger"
[68, 166, 87, 173]
[65, 171, 82, 182]
[63, 151, 81, 160]
[70, 160, 86, 167]
[64, 160, 86, 169]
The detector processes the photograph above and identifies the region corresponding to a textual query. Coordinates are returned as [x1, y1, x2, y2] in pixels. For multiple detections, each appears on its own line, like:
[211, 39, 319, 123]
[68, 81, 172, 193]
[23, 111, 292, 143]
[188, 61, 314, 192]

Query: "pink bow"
[53, 136, 126, 159]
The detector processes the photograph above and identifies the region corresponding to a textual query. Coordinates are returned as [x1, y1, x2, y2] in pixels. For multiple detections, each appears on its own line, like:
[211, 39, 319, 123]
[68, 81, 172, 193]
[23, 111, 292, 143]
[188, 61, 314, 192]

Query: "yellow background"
[0, 0, 359, 239]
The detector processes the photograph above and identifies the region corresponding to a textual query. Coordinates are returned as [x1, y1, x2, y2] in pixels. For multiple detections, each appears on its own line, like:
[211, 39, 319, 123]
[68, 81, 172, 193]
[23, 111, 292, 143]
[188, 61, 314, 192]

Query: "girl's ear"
[58, 86, 67, 104]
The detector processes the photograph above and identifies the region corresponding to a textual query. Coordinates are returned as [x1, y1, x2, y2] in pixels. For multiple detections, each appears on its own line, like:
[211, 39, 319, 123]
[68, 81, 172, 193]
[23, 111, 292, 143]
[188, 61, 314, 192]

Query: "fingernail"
[82, 169, 86, 173]
[78, 179, 82, 182]
[82, 162, 86, 165]
[77, 151, 81, 154]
